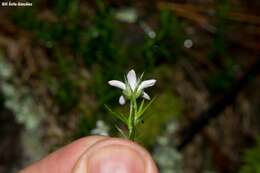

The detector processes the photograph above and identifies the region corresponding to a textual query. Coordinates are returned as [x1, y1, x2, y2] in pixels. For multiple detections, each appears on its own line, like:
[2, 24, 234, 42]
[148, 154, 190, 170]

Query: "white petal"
[108, 80, 126, 90]
[119, 95, 126, 105]
[127, 69, 137, 91]
[142, 92, 150, 100]
[138, 79, 156, 91]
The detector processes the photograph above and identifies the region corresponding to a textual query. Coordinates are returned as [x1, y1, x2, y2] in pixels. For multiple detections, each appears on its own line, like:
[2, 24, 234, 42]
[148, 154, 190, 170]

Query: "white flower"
[108, 69, 156, 105]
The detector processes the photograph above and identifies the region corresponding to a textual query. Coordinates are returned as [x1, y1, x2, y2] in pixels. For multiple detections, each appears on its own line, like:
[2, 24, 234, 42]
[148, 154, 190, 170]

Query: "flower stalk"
[128, 97, 136, 140]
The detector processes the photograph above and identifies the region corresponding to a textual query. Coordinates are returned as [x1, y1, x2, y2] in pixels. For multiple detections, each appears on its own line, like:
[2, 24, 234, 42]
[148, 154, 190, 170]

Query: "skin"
[19, 136, 159, 173]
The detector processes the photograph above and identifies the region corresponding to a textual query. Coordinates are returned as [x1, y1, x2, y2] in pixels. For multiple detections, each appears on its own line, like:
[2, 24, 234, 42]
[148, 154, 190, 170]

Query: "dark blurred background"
[0, 0, 259, 172]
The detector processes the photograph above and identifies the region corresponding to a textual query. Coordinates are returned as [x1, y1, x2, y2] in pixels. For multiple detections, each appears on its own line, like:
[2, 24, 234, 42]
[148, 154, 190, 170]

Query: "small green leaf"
[105, 105, 128, 124]
[115, 125, 127, 138]
[136, 97, 156, 123]
[137, 99, 145, 116]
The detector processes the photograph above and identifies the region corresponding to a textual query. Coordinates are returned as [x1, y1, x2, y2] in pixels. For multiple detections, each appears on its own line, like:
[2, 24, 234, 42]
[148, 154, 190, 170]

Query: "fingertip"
[72, 138, 158, 173]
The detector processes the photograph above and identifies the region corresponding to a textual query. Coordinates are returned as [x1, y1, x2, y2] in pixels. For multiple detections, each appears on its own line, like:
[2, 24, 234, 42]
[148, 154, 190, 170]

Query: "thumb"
[72, 137, 158, 173]
[19, 136, 158, 173]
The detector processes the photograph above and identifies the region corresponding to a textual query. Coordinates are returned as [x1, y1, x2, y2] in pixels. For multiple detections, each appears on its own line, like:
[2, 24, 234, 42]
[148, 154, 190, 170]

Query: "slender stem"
[128, 98, 133, 139]
[128, 97, 137, 140]
[133, 98, 137, 115]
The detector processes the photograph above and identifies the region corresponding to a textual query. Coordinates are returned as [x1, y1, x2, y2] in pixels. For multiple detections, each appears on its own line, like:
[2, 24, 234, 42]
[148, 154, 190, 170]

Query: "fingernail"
[87, 145, 145, 173]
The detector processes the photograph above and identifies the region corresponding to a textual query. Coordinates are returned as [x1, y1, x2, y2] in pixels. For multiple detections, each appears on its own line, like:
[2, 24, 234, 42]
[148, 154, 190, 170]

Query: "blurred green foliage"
[136, 92, 182, 147]
[73, 115, 96, 138]
[83, 0, 121, 66]
[55, 79, 79, 112]
[143, 10, 185, 67]
[240, 137, 260, 173]
[207, 0, 238, 93]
